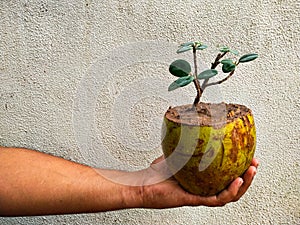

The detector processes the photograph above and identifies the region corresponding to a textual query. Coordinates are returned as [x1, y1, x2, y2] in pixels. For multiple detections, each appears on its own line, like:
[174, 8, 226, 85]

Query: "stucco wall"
[0, 0, 299, 224]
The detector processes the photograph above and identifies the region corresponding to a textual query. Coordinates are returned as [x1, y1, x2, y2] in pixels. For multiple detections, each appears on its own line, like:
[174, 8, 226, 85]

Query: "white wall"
[0, 0, 299, 224]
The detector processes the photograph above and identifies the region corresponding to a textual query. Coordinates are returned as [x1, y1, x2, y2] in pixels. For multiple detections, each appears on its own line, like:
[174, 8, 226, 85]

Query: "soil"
[165, 102, 252, 128]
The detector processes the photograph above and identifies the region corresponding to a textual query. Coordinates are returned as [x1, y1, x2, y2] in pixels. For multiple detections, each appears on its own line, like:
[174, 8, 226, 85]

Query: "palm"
[141, 157, 258, 208]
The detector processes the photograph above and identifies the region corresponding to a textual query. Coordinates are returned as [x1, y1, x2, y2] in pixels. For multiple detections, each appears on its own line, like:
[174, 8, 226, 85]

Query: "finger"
[233, 165, 257, 201]
[194, 178, 243, 207]
[151, 155, 165, 164]
[250, 158, 259, 168]
[190, 161, 257, 207]
[215, 177, 244, 206]
[143, 156, 173, 185]
[150, 155, 172, 176]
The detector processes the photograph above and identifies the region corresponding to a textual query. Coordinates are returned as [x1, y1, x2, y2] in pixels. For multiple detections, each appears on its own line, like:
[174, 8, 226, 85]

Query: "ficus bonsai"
[168, 41, 258, 105]
[161, 41, 258, 196]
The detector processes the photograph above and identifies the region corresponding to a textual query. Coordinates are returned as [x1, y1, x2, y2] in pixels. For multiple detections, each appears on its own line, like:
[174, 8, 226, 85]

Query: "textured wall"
[0, 0, 299, 224]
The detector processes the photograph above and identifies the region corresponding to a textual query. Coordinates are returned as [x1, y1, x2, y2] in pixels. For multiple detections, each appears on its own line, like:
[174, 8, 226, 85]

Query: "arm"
[0, 147, 143, 216]
[0, 147, 258, 216]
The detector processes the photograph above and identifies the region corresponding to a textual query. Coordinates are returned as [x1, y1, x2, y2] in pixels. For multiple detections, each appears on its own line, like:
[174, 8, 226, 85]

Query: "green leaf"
[220, 46, 230, 52]
[220, 46, 239, 55]
[197, 69, 218, 80]
[221, 59, 236, 73]
[229, 49, 239, 56]
[222, 63, 236, 73]
[168, 76, 194, 91]
[169, 59, 192, 77]
[177, 46, 193, 53]
[221, 59, 234, 64]
[196, 44, 208, 50]
[180, 41, 194, 47]
[239, 53, 258, 63]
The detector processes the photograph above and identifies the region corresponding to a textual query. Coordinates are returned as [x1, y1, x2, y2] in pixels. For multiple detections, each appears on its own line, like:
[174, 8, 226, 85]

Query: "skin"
[0, 146, 258, 217]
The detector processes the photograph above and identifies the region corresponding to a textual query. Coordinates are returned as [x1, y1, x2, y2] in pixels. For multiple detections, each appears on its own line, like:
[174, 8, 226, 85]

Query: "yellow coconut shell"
[161, 102, 256, 196]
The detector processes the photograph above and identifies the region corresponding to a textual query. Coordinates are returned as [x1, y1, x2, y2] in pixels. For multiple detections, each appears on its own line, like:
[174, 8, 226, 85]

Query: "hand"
[141, 156, 259, 208]
[0, 147, 259, 216]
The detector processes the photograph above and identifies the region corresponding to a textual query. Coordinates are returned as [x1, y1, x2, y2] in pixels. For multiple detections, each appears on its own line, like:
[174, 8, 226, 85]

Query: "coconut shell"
[161, 102, 256, 196]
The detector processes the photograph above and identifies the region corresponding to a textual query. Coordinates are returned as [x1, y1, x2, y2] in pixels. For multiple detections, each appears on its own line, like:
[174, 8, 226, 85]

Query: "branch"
[201, 52, 227, 90]
[204, 70, 235, 88]
[192, 46, 203, 106]
[211, 52, 227, 69]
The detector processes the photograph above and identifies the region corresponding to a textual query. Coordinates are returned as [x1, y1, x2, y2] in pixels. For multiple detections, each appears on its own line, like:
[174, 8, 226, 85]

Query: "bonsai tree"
[161, 41, 258, 196]
[168, 41, 258, 106]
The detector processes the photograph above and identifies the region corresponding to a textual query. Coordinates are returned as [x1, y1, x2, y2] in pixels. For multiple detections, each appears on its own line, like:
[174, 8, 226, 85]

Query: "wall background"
[0, 0, 299, 224]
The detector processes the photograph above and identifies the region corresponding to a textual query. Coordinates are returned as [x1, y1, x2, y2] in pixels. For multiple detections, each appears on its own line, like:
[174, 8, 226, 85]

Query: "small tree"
[168, 41, 258, 107]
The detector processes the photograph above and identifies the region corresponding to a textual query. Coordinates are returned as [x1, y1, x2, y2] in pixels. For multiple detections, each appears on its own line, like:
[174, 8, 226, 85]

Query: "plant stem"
[192, 46, 203, 107]
[204, 70, 235, 88]
[211, 52, 227, 69]
[202, 52, 228, 90]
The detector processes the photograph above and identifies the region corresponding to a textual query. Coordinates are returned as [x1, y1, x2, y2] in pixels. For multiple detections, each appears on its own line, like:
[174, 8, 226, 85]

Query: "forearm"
[0, 147, 259, 216]
[0, 147, 142, 216]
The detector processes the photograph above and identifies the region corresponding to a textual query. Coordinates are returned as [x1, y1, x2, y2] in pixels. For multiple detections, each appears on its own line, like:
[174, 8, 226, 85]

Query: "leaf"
[221, 59, 236, 73]
[168, 76, 194, 91]
[169, 59, 192, 77]
[180, 41, 194, 47]
[220, 46, 239, 55]
[221, 59, 234, 64]
[197, 69, 218, 80]
[176, 46, 193, 53]
[220, 46, 230, 52]
[196, 44, 208, 50]
[222, 63, 236, 73]
[229, 49, 239, 56]
[239, 53, 258, 63]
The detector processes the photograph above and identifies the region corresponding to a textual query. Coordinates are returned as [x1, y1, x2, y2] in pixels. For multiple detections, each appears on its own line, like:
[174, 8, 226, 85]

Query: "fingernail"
[239, 179, 244, 187]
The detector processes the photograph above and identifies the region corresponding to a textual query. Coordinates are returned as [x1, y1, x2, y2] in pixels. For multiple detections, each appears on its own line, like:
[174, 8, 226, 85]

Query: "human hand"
[141, 156, 259, 208]
[0, 147, 258, 216]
